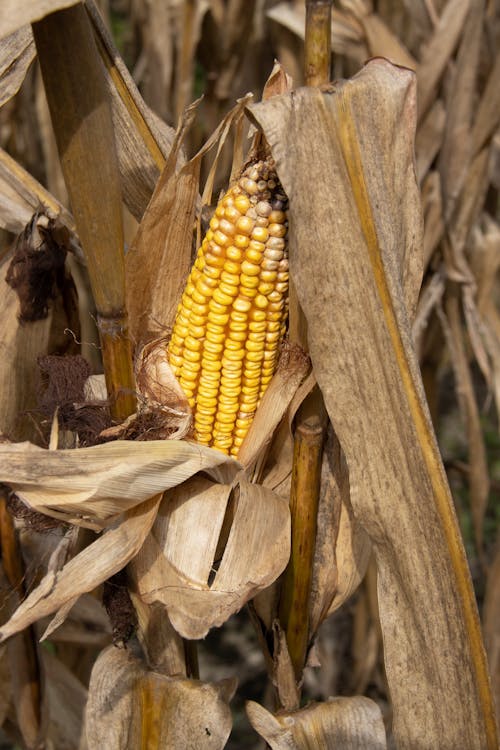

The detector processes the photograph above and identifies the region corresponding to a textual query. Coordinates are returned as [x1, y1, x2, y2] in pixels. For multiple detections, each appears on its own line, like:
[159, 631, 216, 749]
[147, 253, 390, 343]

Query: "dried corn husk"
[85, 646, 235, 749]
[248, 58, 497, 749]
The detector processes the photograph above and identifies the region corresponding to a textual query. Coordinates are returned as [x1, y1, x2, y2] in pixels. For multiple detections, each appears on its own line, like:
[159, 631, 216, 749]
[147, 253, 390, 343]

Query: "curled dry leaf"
[248, 58, 497, 749]
[0, 494, 161, 644]
[0, 26, 35, 107]
[86, 645, 235, 749]
[246, 696, 387, 749]
[0, 2, 80, 40]
[0, 438, 239, 527]
[131, 475, 291, 640]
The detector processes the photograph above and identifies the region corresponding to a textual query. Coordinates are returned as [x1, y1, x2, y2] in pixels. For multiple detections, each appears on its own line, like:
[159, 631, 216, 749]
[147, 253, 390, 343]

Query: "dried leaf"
[131, 475, 290, 639]
[416, 0, 470, 121]
[0, 439, 239, 527]
[0, 2, 80, 40]
[86, 646, 234, 748]
[0, 494, 161, 643]
[0, 26, 35, 107]
[483, 532, 500, 717]
[246, 696, 387, 749]
[43, 650, 87, 750]
[248, 58, 497, 748]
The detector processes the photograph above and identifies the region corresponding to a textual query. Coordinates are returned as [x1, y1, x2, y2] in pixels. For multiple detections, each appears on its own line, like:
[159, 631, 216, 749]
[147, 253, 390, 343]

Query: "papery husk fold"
[131, 475, 291, 640]
[247, 58, 497, 749]
[246, 696, 387, 749]
[85, 645, 235, 749]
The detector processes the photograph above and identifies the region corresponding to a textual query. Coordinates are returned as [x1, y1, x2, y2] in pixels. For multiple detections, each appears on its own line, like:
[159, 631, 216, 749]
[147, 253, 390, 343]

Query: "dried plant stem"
[32, 5, 136, 421]
[278, 414, 324, 684]
[277, 0, 332, 695]
[0, 489, 42, 746]
[304, 0, 333, 87]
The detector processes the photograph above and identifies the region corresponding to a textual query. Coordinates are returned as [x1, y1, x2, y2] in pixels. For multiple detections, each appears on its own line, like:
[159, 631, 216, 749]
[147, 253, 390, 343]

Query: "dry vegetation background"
[0, 1, 499, 748]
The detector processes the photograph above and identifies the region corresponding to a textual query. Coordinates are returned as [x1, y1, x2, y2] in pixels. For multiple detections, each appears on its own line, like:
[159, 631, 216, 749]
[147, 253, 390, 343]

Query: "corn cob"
[167, 157, 289, 457]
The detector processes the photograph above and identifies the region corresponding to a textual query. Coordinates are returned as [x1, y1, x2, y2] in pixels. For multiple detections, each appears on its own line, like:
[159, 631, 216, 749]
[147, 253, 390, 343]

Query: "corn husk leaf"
[0, 494, 161, 643]
[43, 650, 87, 750]
[247, 58, 497, 749]
[246, 696, 387, 749]
[85, 645, 235, 749]
[131, 474, 290, 640]
[0, 439, 239, 527]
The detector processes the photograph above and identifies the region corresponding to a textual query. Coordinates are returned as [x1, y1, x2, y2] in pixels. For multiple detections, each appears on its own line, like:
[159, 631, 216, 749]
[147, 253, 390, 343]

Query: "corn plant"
[0, 1, 498, 749]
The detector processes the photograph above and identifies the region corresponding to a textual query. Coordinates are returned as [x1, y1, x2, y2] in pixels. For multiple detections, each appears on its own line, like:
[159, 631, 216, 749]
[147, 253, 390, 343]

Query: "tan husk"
[247, 58, 497, 749]
[246, 696, 387, 749]
[0, 439, 239, 527]
[130, 475, 291, 640]
[85, 645, 235, 749]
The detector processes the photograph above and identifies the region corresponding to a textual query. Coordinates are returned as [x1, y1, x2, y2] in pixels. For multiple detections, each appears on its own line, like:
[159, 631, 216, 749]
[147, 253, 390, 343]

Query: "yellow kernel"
[254, 295, 269, 309]
[203, 265, 221, 280]
[196, 405, 217, 416]
[221, 360, 243, 373]
[266, 331, 281, 343]
[219, 282, 238, 298]
[220, 386, 241, 398]
[236, 216, 254, 235]
[189, 313, 207, 327]
[168, 343, 183, 357]
[243, 362, 261, 373]
[234, 427, 250, 438]
[252, 226, 269, 243]
[224, 349, 245, 361]
[249, 321, 266, 332]
[229, 321, 247, 332]
[219, 219, 235, 236]
[269, 210, 286, 223]
[241, 260, 260, 276]
[241, 385, 259, 396]
[184, 336, 203, 351]
[226, 337, 243, 349]
[191, 289, 208, 305]
[183, 349, 201, 363]
[218, 395, 239, 406]
[234, 195, 250, 213]
[195, 414, 215, 426]
[197, 394, 218, 408]
[169, 354, 184, 367]
[224, 206, 240, 223]
[265, 311, 282, 321]
[240, 274, 260, 289]
[248, 332, 265, 342]
[188, 324, 206, 338]
[268, 223, 287, 238]
[246, 350, 265, 363]
[221, 271, 240, 285]
[217, 412, 238, 424]
[212, 288, 234, 306]
[223, 260, 241, 275]
[173, 324, 189, 337]
[205, 252, 225, 268]
[268, 300, 285, 312]
[213, 229, 230, 246]
[207, 312, 230, 326]
[230, 311, 247, 323]
[215, 205, 225, 218]
[260, 270, 278, 283]
[234, 235, 250, 249]
[208, 299, 228, 313]
[245, 247, 263, 263]
[204, 340, 224, 354]
[209, 217, 219, 230]
[258, 282, 275, 296]
[220, 371, 241, 383]
[229, 331, 246, 343]
[245, 340, 264, 353]
[222, 194, 235, 207]
[206, 330, 225, 344]
[233, 297, 252, 313]
[226, 248, 243, 264]
[201, 358, 222, 371]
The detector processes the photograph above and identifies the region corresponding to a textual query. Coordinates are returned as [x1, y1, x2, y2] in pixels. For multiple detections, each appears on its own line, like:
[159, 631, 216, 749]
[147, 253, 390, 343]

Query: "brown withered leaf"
[131, 475, 290, 640]
[246, 696, 387, 749]
[248, 58, 497, 749]
[86, 646, 235, 749]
